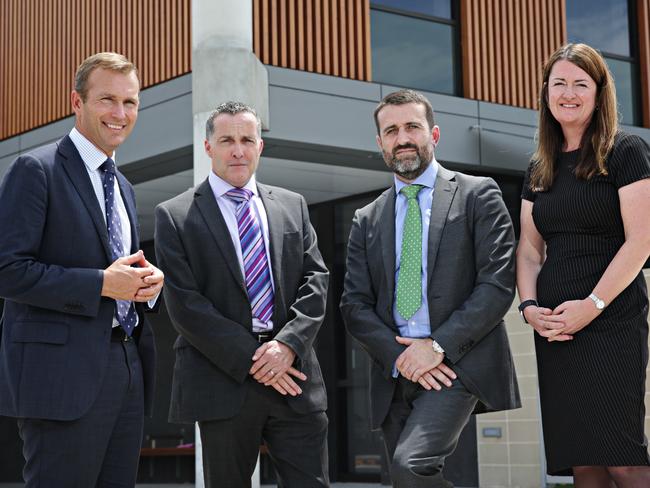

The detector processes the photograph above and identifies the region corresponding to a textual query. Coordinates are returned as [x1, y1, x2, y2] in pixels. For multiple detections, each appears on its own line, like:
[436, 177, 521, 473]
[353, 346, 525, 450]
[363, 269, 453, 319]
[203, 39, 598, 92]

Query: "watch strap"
[518, 299, 538, 324]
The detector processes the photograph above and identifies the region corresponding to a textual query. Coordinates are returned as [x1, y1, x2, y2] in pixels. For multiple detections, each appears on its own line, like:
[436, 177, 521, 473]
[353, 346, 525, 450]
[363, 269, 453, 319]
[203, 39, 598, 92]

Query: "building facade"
[1, 1, 650, 486]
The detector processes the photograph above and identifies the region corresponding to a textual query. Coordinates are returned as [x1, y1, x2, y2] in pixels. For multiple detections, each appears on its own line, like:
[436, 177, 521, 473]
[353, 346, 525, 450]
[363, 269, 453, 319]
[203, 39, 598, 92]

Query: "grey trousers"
[381, 376, 478, 488]
[198, 378, 329, 488]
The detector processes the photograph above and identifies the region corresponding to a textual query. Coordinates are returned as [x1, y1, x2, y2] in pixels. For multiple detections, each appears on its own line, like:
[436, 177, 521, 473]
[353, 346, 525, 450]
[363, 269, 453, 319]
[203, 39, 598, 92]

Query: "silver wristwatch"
[588, 293, 606, 310]
[431, 340, 445, 354]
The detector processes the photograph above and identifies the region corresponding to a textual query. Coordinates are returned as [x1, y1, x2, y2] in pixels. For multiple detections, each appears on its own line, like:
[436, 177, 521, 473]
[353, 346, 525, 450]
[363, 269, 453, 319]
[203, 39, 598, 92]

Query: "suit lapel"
[57, 136, 112, 261]
[257, 183, 286, 314]
[377, 188, 396, 311]
[194, 179, 247, 295]
[115, 172, 139, 251]
[427, 165, 457, 288]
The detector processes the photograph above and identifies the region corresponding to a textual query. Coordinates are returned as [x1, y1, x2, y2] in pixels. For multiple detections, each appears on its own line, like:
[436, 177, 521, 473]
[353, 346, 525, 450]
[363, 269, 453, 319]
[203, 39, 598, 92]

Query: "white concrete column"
[192, 0, 269, 186]
[192, 1, 268, 487]
[194, 423, 203, 487]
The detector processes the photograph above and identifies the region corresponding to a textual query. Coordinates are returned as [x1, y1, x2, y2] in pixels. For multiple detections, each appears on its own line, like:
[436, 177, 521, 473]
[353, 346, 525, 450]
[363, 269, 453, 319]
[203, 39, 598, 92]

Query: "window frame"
[566, 0, 640, 125]
[369, 1, 462, 96]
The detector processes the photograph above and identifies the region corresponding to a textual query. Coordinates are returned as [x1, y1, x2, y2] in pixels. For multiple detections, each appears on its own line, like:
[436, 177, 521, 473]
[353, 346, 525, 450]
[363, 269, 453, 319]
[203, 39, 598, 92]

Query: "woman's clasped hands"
[524, 299, 602, 342]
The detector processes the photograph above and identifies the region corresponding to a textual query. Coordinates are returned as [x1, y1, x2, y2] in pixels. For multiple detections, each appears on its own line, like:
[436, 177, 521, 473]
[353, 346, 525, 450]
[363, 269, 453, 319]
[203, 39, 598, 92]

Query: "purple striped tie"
[225, 188, 274, 325]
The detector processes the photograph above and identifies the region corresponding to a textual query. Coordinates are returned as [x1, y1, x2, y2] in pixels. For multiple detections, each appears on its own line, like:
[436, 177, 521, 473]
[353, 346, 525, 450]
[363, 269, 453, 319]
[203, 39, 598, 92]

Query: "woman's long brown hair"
[530, 43, 618, 191]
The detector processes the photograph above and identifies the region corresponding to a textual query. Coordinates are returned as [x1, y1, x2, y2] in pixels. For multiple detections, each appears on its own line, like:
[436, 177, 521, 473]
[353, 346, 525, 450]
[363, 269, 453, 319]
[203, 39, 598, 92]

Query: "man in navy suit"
[0, 52, 163, 487]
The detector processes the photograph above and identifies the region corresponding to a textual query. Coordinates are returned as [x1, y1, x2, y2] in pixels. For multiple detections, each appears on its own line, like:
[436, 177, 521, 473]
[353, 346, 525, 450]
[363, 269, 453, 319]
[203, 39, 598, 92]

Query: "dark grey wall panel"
[381, 84, 479, 118]
[478, 100, 537, 126]
[434, 112, 480, 167]
[120, 93, 192, 166]
[0, 136, 20, 159]
[267, 85, 379, 152]
[268, 66, 379, 101]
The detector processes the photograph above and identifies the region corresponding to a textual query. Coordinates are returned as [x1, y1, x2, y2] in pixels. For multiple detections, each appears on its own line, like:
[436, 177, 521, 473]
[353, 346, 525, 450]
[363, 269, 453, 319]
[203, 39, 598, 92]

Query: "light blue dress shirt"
[392, 160, 439, 339]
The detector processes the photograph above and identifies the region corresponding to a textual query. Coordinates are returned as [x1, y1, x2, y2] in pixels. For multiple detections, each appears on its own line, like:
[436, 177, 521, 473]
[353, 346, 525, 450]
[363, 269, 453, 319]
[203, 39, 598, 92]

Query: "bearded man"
[339, 89, 520, 488]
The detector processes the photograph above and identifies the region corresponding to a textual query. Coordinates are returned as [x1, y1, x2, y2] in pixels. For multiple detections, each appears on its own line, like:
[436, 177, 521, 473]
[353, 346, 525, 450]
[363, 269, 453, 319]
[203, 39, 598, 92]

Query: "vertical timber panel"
[460, 0, 566, 109]
[638, 0, 650, 127]
[252, 0, 371, 82]
[1, 0, 192, 140]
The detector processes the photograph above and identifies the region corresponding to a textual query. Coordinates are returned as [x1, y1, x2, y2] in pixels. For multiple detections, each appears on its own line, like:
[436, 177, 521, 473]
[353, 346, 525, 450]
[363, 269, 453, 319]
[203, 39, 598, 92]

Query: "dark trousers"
[198, 378, 329, 488]
[381, 376, 478, 488]
[18, 337, 145, 488]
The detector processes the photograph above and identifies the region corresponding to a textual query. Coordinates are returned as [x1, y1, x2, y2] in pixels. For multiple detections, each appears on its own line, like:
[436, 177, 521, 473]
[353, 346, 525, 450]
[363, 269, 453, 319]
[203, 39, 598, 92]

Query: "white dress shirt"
[69, 127, 140, 328]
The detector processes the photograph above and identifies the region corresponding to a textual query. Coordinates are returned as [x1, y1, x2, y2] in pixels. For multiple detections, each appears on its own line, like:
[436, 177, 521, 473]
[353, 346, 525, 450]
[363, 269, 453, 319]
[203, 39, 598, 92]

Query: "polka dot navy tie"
[225, 188, 274, 326]
[100, 158, 137, 336]
[396, 184, 424, 320]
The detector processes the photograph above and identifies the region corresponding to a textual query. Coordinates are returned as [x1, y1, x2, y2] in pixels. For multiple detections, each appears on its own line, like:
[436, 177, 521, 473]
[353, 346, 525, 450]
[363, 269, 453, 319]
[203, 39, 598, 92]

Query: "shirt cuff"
[147, 291, 161, 309]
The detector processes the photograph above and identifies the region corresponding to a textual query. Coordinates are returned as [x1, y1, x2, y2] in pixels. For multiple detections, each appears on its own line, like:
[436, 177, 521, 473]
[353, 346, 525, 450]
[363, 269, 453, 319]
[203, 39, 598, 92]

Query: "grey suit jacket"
[340, 165, 520, 429]
[154, 179, 329, 423]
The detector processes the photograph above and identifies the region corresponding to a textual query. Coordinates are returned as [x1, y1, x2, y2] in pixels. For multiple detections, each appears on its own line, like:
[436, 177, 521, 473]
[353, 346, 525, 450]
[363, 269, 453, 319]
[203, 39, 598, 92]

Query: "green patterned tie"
[396, 184, 423, 320]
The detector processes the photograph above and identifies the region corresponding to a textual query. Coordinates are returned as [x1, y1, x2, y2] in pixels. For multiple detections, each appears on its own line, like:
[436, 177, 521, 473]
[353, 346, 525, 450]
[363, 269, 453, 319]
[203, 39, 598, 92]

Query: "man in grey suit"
[154, 101, 329, 488]
[340, 89, 520, 487]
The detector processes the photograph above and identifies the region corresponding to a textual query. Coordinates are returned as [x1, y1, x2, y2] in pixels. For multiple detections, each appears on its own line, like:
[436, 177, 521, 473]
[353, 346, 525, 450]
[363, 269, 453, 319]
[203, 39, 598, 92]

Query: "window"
[370, 1, 459, 95]
[566, 0, 639, 125]
[371, 0, 452, 19]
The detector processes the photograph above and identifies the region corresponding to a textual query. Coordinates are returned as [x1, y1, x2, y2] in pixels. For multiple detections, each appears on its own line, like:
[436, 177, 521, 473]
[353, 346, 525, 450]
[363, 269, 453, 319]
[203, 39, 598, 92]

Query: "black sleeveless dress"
[522, 132, 650, 475]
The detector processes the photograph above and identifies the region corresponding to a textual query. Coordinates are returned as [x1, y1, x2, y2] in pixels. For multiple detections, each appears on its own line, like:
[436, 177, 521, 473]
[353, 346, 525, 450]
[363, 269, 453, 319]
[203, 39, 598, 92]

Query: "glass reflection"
[566, 0, 630, 56]
[606, 57, 637, 125]
[371, 0, 452, 19]
[371, 10, 455, 95]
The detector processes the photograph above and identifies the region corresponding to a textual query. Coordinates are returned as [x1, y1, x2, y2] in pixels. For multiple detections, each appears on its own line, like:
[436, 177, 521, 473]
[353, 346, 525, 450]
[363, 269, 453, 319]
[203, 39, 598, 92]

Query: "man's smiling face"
[71, 67, 140, 156]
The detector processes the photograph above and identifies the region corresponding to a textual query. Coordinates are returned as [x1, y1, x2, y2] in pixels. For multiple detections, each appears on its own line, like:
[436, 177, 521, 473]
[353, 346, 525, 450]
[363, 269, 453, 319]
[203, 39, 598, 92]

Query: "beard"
[382, 142, 433, 181]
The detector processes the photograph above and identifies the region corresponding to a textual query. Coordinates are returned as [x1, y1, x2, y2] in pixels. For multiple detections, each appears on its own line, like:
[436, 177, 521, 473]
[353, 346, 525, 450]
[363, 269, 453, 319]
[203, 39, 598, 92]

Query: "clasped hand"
[102, 250, 165, 301]
[250, 340, 306, 397]
[525, 299, 601, 342]
[395, 336, 457, 391]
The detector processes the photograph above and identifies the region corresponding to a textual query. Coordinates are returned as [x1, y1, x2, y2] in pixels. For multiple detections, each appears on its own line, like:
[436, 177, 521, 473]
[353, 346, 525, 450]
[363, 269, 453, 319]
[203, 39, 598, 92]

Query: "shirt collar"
[208, 171, 259, 201]
[394, 158, 439, 195]
[69, 127, 116, 172]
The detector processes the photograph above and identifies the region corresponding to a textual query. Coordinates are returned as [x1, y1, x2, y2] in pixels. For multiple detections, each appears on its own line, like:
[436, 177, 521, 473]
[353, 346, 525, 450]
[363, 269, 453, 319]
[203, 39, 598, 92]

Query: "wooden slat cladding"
[638, 0, 650, 127]
[253, 0, 371, 82]
[0, 0, 191, 142]
[460, 0, 566, 109]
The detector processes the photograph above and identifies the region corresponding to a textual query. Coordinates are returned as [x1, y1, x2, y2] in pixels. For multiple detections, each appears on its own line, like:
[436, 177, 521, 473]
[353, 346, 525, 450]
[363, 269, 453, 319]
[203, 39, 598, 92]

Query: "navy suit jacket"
[0, 135, 156, 421]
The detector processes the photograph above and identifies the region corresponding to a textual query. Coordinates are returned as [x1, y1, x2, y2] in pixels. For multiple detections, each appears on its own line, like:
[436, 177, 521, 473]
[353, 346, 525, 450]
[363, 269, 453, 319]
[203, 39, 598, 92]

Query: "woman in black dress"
[517, 43, 650, 487]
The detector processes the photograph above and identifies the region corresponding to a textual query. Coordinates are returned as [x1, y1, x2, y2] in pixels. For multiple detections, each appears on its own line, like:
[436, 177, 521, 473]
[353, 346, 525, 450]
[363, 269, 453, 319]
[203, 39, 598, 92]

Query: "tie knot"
[100, 158, 116, 175]
[225, 187, 253, 204]
[400, 184, 423, 200]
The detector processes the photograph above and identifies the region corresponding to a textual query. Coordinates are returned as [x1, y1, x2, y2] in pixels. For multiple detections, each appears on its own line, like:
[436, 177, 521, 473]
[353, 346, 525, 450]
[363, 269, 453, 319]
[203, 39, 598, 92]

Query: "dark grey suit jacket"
[340, 165, 520, 429]
[154, 179, 329, 423]
[0, 136, 156, 421]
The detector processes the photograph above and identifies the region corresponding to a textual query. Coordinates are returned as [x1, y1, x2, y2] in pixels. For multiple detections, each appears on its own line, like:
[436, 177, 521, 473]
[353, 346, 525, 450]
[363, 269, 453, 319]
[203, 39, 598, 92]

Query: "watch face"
[589, 294, 605, 310]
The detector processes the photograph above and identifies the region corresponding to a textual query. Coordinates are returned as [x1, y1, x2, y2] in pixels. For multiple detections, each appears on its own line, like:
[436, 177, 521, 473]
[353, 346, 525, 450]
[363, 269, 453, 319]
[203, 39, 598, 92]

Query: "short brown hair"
[530, 43, 618, 190]
[74, 52, 139, 101]
[374, 89, 435, 134]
